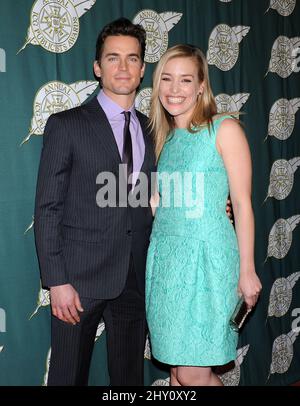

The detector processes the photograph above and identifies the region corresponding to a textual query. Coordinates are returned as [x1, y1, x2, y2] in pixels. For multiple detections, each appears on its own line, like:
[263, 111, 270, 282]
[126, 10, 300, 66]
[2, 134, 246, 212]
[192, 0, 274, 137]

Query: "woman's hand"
[150, 191, 160, 216]
[238, 268, 262, 310]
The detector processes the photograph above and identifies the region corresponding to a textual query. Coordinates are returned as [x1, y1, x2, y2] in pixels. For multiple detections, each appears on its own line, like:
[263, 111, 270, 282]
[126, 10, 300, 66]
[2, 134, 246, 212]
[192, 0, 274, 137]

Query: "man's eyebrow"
[104, 52, 119, 57]
[128, 53, 141, 58]
[104, 52, 141, 58]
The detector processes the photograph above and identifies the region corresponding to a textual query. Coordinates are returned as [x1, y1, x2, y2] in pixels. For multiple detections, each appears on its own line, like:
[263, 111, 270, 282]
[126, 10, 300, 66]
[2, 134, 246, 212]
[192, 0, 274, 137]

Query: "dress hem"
[151, 352, 236, 367]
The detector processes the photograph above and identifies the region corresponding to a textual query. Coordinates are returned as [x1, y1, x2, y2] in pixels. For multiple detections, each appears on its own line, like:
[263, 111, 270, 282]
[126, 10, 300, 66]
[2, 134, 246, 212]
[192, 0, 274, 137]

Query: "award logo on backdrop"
[24, 217, 34, 235]
[144, 335, 151, 360]
[267, 272, 300, 318]
[0, 308, 6, 333]
[18, 0, 96, 54]
[265, 157, 300, 201]
[21, 80, 98, 144]
[43, 348, 51, 386]
[152, 377, 170, 386]
[266, 36, 300, 78]
[133, 9, 182, 63]
[266, 0, 296, 16]
[94, 320, 105, 342]
[266, 215, 300, 260]
[0, 48, 6, 73]
[266, 98, 300, 140]
[0, 308, 5, 360]
[207, 24, 250, 71]
[215, 93, 250, 113]
[29, 286, 50, 319]
[218, 345, 250, 386]
[135, 87, 152, 117]
[268, 329, 299, 381]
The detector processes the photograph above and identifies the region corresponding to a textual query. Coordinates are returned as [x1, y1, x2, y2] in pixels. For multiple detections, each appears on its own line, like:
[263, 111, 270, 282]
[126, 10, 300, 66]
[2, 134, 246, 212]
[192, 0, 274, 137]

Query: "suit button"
[127, 230, 132, 236]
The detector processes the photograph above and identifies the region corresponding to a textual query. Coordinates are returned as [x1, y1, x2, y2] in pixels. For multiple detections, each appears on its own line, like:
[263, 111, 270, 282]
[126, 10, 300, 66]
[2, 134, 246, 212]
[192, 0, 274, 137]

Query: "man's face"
[94, 35, 145, 102]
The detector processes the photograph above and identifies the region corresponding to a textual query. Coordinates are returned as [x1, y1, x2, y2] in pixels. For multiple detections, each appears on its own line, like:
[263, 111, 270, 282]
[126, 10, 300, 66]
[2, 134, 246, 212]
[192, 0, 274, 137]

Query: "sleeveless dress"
[146, 116, 240, 366]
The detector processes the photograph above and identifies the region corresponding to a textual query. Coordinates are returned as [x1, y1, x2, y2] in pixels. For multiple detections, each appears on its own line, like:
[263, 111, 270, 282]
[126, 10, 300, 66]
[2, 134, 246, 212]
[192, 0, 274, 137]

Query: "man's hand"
[226, 198, 233, 223]
[50, 284, 84, 325]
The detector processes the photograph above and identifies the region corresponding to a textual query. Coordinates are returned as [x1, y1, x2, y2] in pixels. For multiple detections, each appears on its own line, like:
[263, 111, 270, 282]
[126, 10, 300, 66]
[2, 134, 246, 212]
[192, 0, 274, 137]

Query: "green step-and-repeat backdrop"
[0, 0, 300, 386]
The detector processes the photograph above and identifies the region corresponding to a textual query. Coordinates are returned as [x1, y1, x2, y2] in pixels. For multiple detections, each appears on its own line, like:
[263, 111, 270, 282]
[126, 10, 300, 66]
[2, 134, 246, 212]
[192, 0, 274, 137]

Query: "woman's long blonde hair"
[149, 44, 219, 159]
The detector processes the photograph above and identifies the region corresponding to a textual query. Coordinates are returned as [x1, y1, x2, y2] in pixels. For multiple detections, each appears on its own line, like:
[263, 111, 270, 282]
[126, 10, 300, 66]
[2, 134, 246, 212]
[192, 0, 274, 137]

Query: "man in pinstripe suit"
[34, 18, 156, 386]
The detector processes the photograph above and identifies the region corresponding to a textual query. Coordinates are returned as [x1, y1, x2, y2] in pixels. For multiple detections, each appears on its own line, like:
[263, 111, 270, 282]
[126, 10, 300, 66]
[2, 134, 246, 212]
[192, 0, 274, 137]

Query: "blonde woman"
[145, 45, 262, 386]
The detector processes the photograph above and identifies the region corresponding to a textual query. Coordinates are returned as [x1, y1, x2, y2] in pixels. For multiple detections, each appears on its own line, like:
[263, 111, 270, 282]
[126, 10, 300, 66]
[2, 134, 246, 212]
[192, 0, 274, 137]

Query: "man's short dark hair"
[95, 17, 146, 63]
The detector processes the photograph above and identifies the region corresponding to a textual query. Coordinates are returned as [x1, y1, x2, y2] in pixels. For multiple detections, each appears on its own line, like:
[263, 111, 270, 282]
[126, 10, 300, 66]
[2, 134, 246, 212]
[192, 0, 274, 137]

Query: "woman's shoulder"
[212, 113, 242, 134]
[190, 114, 241, 136]
[212, 113, 239, 125]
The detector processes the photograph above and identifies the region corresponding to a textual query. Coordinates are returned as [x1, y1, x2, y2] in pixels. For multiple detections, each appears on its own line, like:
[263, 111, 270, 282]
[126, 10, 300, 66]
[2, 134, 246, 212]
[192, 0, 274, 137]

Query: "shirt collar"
[97, 90, 137, 121]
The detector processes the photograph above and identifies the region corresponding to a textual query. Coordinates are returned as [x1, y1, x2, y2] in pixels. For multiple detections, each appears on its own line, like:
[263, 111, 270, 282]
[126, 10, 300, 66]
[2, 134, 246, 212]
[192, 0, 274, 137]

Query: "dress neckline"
[172, 115, 232, 136]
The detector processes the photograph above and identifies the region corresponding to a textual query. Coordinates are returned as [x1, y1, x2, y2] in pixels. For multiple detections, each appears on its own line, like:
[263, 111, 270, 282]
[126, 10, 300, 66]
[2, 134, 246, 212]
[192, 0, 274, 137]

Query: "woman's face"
[158, 56, 204, 128]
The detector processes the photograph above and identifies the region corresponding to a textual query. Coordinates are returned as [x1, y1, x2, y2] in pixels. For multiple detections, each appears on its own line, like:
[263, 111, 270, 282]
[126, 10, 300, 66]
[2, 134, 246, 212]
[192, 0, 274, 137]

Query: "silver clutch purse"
[229, 297, 252, 332]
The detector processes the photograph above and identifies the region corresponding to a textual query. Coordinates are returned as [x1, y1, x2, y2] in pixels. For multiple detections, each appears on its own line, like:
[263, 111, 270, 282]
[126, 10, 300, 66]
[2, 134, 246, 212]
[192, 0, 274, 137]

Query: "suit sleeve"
[34, 114, 72, 288]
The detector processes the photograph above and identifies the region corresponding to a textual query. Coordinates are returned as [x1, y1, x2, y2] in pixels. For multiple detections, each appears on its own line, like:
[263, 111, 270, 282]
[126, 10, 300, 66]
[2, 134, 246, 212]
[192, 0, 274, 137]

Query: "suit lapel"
[82, 96, 121, 164]
[82, 97, 154, 173]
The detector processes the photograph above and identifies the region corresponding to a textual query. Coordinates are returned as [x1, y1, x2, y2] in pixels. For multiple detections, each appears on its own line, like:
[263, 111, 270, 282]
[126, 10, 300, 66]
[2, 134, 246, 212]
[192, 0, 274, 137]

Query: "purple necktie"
[122, 111, 133, 190]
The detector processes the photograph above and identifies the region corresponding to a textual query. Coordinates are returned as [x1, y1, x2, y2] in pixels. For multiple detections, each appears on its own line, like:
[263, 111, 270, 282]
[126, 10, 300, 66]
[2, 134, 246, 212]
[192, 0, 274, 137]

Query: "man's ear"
[140, 62, 146, 78]
[94, 61, 101, 78]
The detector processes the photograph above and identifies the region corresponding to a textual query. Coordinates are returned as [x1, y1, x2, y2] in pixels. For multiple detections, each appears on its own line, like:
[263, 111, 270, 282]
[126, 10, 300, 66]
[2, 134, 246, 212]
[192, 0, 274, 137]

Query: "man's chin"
[114, 89, 136, 96]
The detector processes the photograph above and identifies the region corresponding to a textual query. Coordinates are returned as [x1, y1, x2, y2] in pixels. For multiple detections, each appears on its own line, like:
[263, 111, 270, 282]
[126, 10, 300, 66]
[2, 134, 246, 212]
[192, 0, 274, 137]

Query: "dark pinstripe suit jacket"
[34, 96, 156, 299]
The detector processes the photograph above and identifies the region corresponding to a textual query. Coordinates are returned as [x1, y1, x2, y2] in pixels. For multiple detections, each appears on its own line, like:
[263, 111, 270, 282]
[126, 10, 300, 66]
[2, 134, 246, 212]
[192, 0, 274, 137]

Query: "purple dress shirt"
[97, 90, 145, 186]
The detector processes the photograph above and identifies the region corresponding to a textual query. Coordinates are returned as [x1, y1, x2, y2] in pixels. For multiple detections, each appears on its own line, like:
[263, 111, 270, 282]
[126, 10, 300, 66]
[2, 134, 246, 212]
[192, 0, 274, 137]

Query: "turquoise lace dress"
[146, 116, 240, 366]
